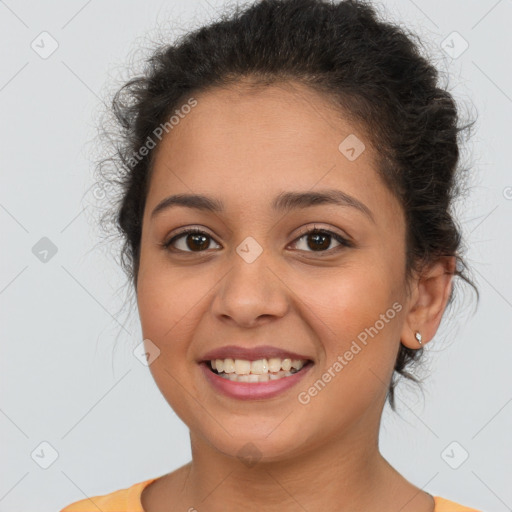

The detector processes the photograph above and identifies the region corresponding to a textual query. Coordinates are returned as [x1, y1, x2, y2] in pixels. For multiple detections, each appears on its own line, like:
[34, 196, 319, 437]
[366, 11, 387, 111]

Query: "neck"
[175, 406, 404, 511]
[192, 438, 382, 509]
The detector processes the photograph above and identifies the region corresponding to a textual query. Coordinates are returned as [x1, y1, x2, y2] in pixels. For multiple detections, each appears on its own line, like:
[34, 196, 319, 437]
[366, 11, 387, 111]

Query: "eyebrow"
[151, 189, 375, 223]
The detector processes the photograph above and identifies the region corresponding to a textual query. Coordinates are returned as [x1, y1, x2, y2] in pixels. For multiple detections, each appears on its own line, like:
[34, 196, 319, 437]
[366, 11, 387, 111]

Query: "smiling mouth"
[205, 357, 313, 383]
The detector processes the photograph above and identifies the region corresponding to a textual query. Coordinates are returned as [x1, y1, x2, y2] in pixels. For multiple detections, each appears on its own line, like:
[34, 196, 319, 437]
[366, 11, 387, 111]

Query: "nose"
[210, 250, 290, 329]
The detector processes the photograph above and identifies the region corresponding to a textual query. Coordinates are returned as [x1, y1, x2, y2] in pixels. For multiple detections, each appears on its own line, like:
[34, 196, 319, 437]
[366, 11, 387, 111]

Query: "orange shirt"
[59, 477, 482, 511]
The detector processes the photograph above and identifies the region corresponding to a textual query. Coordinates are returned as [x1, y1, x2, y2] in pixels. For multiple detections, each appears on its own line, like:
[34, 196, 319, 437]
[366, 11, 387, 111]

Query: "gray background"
[1, 0, 511, 510]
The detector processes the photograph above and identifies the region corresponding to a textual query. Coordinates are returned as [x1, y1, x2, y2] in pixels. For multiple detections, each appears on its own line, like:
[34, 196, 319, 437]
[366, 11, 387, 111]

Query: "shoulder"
[433, 496, 482, 512]
[59, 477, 158, 512]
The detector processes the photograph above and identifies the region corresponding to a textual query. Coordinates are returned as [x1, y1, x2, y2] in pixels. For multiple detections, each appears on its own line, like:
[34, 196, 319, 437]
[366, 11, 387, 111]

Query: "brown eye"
[163, 226, 351, 255]
[292, 228, 351, 253]
[164, 228, 221, 253]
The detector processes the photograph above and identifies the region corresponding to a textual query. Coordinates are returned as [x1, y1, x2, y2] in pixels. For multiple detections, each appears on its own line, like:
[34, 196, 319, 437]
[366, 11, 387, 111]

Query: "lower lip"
[199, 362, 313, 400]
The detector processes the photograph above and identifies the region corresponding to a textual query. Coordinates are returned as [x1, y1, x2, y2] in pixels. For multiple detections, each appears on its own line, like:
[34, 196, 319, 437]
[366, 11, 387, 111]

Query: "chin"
[194, 419, 316, 466]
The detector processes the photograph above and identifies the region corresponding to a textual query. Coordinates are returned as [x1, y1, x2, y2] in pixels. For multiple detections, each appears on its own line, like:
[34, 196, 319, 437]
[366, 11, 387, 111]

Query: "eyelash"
[161, 225, 352, 255]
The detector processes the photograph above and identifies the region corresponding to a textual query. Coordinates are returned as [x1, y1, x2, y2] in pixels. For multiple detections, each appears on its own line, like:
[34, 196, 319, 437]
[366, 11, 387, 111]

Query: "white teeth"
[268, 358, 281, 373]
[291, 359, 304, 370]
[218, 369, 294, 382]
[281, 358, 292, 371]
[223, 358, 235, 373]
[209, 356, 309, 381]
[234, 359, 251, 375]
[250, 359, 268, 374]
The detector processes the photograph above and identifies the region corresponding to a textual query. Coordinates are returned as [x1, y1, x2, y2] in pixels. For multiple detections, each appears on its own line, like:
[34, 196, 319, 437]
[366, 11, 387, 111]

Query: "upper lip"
[199, 345, 313, 362]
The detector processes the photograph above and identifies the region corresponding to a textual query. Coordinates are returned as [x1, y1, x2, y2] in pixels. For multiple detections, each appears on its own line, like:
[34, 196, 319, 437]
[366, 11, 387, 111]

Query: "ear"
[400, 256, 456, 349]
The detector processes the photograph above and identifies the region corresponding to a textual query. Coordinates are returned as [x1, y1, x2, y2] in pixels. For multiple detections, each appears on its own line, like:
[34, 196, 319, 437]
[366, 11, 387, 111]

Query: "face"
[136, 81, 412, 463]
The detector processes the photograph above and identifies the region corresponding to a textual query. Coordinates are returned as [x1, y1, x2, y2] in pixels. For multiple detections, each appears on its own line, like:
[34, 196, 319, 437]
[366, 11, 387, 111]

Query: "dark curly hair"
[95, 0, 479, 411]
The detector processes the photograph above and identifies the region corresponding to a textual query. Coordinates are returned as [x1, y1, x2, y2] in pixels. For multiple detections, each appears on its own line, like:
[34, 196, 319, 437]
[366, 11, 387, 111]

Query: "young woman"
[61, 0, 481, 510]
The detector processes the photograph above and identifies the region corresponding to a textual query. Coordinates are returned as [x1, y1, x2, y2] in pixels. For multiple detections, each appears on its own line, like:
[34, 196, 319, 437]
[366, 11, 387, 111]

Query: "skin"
[136, 80, 455, 512]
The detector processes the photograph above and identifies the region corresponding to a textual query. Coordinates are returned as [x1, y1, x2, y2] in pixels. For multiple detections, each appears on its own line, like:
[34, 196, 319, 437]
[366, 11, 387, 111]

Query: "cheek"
[292, 260, 404, 397]
[137, 256, 213, 340]
[292, 296, 400, 432]
[136, 265, 213, 423]
[294, 258, 402, 340]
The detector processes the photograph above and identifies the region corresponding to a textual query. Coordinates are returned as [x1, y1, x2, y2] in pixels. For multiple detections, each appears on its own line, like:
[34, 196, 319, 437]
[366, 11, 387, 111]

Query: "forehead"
[147, 81, 402, 225]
